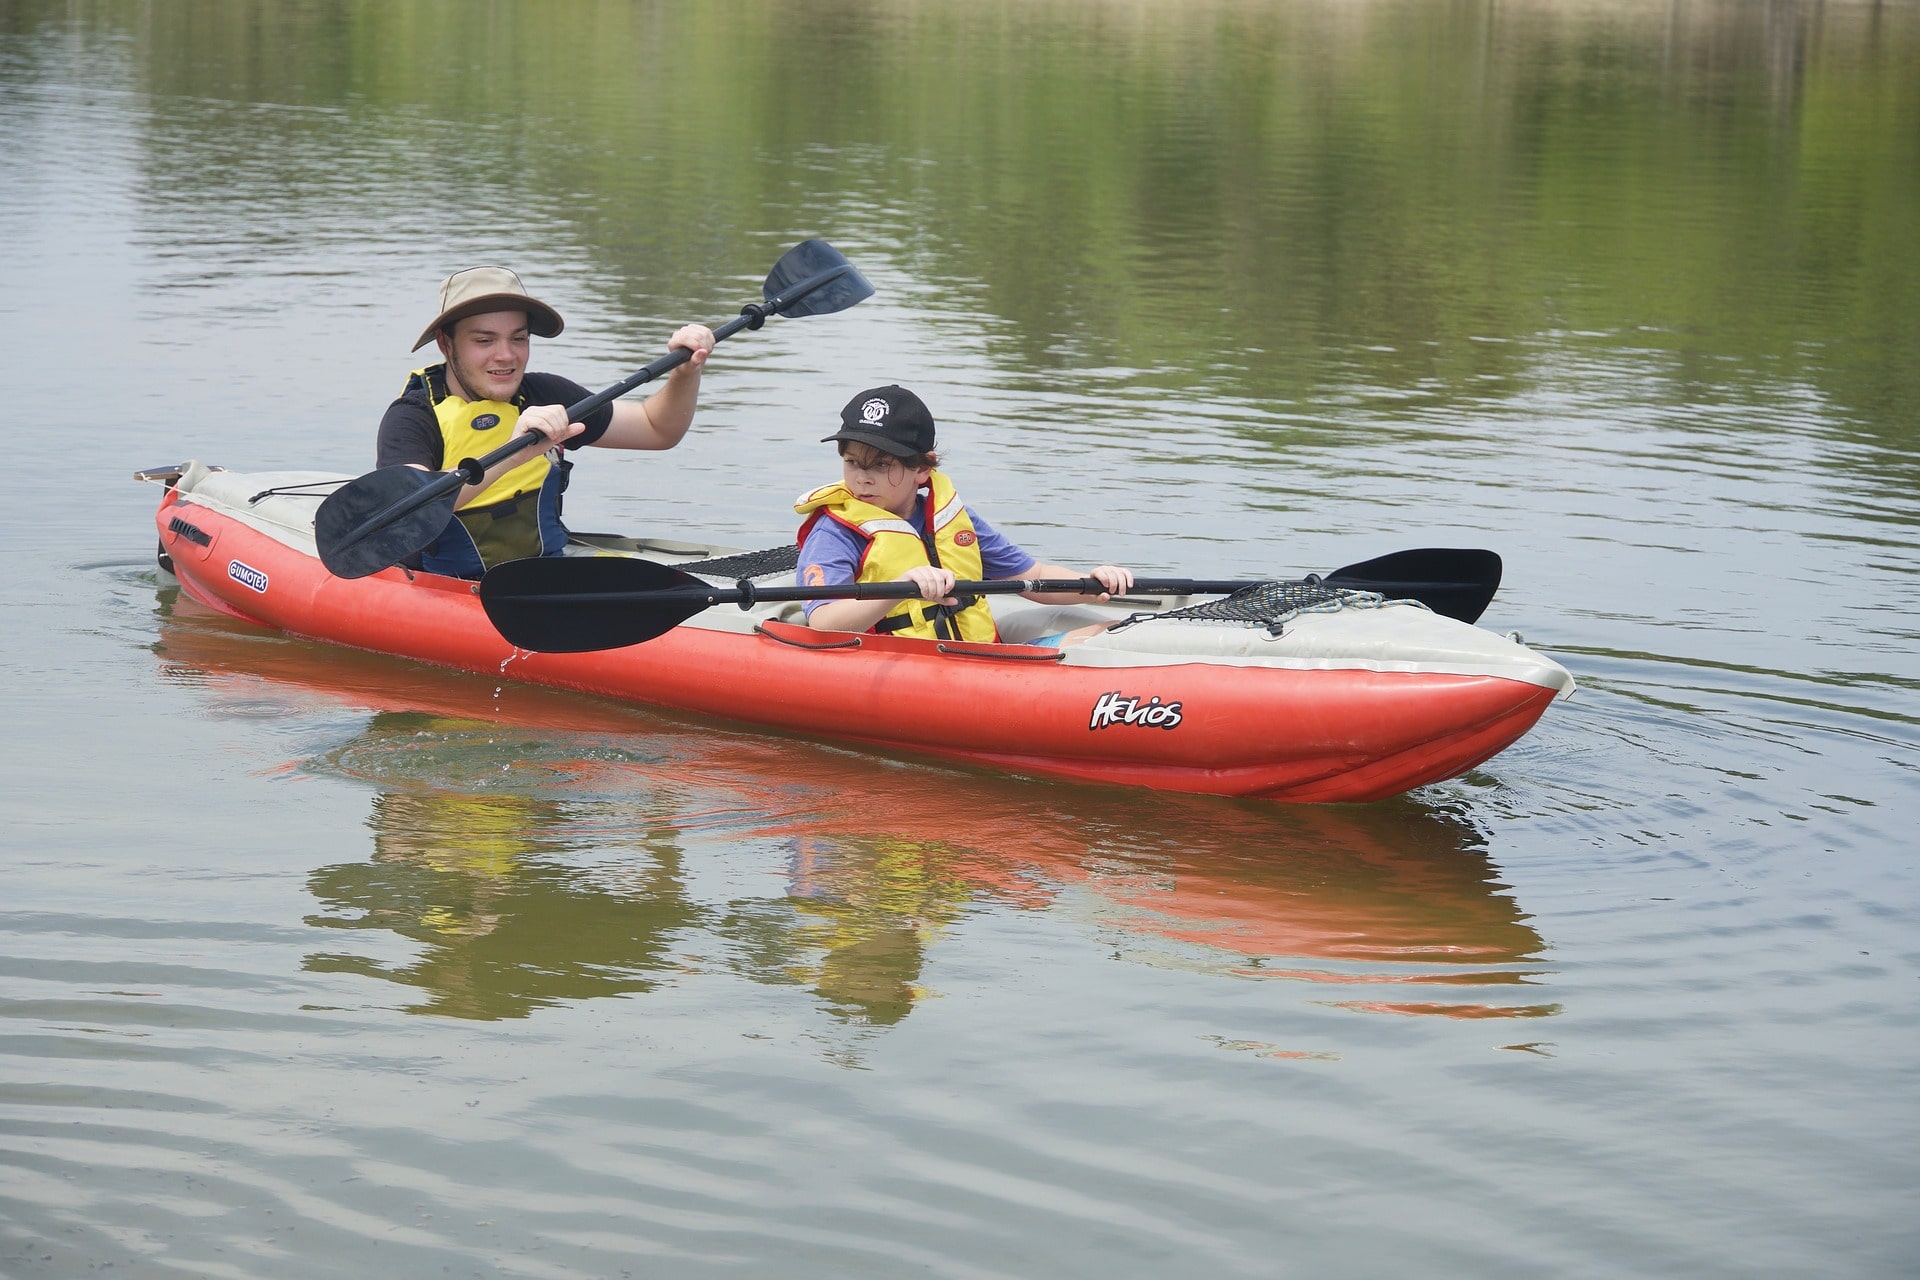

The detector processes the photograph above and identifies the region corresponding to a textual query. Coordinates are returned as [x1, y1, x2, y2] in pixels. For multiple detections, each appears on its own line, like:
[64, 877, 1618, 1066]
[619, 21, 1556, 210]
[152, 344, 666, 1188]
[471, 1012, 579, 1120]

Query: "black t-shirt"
[375, 366, 616, 470]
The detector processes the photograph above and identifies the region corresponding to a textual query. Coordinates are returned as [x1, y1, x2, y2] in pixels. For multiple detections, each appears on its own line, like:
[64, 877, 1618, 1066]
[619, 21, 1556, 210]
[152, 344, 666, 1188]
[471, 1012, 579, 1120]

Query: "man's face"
[439, 310, 531, 402]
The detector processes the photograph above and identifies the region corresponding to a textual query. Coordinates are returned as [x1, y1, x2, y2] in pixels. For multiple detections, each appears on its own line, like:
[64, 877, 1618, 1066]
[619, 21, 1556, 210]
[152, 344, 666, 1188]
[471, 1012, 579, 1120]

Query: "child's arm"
[807, 566, 958, 632]
[1016, 562, 1134, 604]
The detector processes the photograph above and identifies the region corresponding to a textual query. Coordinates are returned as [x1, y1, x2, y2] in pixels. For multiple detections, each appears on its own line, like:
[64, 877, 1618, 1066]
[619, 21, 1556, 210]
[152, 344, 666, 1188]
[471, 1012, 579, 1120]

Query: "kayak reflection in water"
[796, 385, 1133, 642]
[150, 605, 1555, 1030]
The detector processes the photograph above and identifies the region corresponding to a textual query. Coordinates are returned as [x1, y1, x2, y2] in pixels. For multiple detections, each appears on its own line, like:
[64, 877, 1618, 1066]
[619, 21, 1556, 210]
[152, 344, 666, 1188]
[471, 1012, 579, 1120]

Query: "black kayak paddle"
[478, 547, 1502, 653]
[314, 238, 874, 580]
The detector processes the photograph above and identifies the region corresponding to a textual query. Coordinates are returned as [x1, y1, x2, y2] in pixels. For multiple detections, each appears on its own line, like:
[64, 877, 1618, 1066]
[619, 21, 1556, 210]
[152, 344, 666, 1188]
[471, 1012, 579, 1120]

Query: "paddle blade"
[761, 239, 874, 317]
[1323, 548, 1502, 624]
[481, 555, 714, 652]
[315, 466, 459, 579]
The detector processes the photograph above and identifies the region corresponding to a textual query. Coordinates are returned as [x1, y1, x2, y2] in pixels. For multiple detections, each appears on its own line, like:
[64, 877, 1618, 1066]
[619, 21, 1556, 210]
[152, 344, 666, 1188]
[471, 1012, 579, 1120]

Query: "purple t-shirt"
[797, 496, 1036, 618]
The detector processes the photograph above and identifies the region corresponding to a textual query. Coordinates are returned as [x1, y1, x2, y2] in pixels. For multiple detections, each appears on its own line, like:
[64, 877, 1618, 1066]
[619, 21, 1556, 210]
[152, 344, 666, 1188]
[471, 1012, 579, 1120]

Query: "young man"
[376, 266, 716, 578]
[795, 385, 1133, 639]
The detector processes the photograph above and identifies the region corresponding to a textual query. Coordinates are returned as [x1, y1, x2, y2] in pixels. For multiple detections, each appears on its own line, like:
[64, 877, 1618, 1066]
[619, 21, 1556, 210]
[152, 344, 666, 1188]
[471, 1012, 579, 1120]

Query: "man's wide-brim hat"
[413, 266, 565, 351]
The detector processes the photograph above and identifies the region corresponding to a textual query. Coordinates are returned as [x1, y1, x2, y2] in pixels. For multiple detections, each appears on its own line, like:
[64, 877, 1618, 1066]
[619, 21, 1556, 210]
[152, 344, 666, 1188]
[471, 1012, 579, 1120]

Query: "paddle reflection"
[152, 594, 1554, 1027]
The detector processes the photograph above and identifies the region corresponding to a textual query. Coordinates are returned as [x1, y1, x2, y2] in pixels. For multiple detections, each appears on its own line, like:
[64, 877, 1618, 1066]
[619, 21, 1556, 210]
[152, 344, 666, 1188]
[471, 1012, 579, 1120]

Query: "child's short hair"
[839, 440, 939, 470]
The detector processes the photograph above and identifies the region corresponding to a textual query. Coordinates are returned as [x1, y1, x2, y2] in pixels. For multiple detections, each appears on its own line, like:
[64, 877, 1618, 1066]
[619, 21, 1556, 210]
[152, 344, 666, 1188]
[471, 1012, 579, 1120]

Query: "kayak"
[145, 461, 1575, 803]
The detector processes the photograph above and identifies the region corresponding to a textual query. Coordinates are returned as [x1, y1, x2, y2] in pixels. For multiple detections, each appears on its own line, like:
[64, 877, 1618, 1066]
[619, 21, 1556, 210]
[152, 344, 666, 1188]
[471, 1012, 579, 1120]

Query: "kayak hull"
[152, 468, 1571, 803]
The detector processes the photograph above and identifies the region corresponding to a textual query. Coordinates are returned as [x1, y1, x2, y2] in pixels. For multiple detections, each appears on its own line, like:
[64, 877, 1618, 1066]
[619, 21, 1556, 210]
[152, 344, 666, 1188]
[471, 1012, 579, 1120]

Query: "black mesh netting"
[679, 544, 801, 579]
[1119, 579, 1416, 637]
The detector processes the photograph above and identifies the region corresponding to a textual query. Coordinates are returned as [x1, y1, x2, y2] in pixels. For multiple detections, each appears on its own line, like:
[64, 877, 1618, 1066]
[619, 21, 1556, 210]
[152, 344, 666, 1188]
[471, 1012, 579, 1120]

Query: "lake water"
[3, 1, 1917, 1275]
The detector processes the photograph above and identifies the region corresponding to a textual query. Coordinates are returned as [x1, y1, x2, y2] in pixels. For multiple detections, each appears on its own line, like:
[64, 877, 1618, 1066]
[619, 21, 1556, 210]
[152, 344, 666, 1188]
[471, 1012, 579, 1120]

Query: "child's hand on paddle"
[901, 565, 958, 605]
[1086, 565, 1134, 598]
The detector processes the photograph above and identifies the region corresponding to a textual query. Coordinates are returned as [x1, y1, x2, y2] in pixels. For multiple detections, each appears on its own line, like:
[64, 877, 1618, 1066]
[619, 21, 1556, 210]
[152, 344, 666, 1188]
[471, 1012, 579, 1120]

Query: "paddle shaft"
[489, 576, 1294, 611]
[487, 570, 1493, 614]
[329, 260, 864, 559]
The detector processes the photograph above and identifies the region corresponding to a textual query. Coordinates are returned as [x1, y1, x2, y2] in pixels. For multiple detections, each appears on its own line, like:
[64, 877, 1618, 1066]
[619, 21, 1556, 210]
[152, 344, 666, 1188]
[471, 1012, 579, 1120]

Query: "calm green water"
[3, 1, 1917, 1276]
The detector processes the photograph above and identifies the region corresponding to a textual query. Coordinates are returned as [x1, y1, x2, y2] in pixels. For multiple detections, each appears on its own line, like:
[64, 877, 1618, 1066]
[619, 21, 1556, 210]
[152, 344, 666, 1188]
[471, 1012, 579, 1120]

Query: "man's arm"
[450, 406, 580, 507]
[380, 396, 577, 511]
[595, 323, 717, 450]
[375, 399, 444, 471]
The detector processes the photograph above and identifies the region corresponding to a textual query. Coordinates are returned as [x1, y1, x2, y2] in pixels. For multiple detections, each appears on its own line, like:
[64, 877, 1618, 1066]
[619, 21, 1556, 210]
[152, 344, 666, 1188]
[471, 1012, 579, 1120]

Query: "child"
[795, 385, 1133, 640]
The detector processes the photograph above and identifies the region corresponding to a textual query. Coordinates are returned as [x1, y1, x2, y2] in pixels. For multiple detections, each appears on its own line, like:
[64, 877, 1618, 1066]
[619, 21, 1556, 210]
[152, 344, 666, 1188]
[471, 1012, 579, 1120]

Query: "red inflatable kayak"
[147, 463, 1574, 803]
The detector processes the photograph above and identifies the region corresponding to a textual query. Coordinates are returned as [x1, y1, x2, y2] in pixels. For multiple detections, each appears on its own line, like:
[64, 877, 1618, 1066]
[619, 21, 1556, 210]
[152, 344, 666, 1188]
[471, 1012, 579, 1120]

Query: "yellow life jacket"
[794, 470, 999, 642]
[411, 365, 567, 575]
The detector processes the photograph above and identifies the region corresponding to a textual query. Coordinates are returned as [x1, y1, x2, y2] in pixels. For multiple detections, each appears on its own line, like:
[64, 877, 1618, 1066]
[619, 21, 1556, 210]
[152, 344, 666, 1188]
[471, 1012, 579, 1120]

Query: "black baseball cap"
[822, 385, 937, 458]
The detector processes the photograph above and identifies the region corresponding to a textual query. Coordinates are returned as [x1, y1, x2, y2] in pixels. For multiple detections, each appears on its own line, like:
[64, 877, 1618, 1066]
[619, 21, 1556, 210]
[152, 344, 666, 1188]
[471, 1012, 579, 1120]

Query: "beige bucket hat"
[413, 266, 565, 351]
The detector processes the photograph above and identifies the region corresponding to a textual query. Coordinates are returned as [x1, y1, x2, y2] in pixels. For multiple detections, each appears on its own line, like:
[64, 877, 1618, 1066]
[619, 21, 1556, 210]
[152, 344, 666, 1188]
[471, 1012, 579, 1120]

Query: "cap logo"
[860, 398, 890, 425]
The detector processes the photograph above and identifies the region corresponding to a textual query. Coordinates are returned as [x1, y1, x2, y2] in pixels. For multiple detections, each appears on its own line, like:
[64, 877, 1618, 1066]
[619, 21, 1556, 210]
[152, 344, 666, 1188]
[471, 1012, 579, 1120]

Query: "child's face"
[841, 445, 928, 518]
